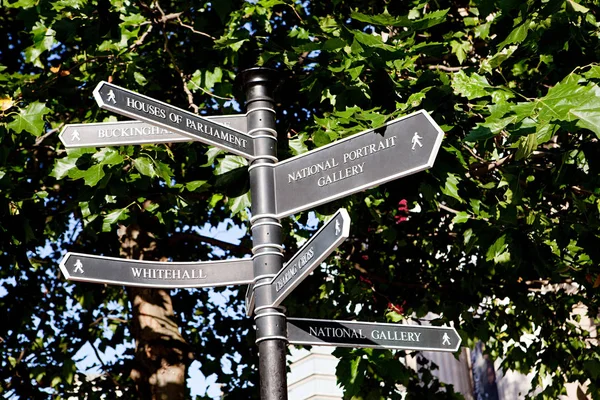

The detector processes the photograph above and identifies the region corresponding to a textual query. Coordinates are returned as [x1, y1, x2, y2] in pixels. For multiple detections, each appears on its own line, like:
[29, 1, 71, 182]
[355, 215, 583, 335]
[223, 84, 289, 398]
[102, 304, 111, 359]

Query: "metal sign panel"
[269, 209, 350, 307]
[59, 252, 254, 289]
[245, 283, 255, 317]
[59, 120, 193, 148]
[272, 110, 444, 218]
[59, 115, 249, 148]
[287, 318, 461, 352]
[208, 114, 248, 134]
[93, 81, 255, 159]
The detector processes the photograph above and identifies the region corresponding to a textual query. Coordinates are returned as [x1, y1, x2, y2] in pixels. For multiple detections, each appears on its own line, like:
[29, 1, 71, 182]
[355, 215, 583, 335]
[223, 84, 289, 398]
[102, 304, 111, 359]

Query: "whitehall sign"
[59, 252, 254, 288]
[287, 318, 461, 352]
[59, 114, 249, 148]
[93, 81, 256, 158]
[271, 110, 444, 218]
[269, 209, 350, 307]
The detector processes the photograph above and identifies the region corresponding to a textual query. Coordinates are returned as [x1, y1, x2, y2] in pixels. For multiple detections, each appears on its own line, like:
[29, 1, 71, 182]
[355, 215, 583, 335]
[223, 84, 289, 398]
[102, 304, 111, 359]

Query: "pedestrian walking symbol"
[73, 259, 84, 274]
[335, 220, 341, 236]
[442, 332, 451, 345]
[411, 132, 423, 150]
[71, 129, 81, 141]
[106, 89, 116, 104]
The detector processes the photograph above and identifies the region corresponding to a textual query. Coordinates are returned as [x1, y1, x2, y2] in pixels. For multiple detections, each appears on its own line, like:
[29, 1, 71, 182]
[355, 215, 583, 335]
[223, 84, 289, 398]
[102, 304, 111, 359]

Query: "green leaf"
[351, 31, 389, 50]
[441, 173, 464, 203]
[451, 71, 491, 100]
[133, 71, 147, 85]
[583, 65, 600, 80]
[351, 9, 448, 30]
[228, 192, 251, 215]
[515, 133, 538, 160]
[133, 157, 156, 178]
[50, 156, 79, 180]
[411, 9, 449, 30]
[209, 193, 224, 208]
[450, 39, 471, 65]
[570, 107, 600, 138]
[567, 0, 590, 13]
[3, 0, 36, 8]
[120, 13, 146, 26]
[486, 235, 511, 264]
[215, 155, 248, 175]
[347, 65, 364, 80]
[102, 208, 130, 232]
[7, 101, 51, 136]
[80, 164, 105, 186]
[535, 75, 600, 138]
[481, 45, 518, 74]
[313, 130, 332, 147]
[498, 22, 530, 50]
[24, 22, 57, 67]
[186, 180, 208, 192]
[214, 37, 248, 51]
[322, 38, 346, 51]
[155, 161, 174, 185]
[205, 67, 223, 90]
[93, 148, 124, 166]
[452, 212, 470, 224]
[203, 146, 225, 166]
[288, 134, 308, 156]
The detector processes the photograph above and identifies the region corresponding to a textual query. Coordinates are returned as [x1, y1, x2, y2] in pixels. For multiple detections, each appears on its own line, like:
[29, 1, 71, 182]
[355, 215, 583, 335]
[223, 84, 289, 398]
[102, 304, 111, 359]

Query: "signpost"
[93, 81, 257, 159]
[59, 114, 249, 148]
[56, 70, 452, 399]
[268, 209, 350, 307]
[59, 252, 254, 288]
[271, 110, 444, 218]
[287, 318, 461, 352]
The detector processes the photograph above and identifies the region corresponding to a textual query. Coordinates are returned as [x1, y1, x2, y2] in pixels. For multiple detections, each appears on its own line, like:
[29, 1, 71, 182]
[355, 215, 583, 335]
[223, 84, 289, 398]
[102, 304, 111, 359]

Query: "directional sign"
[287, 318, 461, 352]
[93, 81, 256, 159]
[59, 114, 249, 148]
[245, 283, 255, 317]
[59, 120, 194, 148]
[59, 252, 254, 289]
[272, 110, 444, 218]
[269, 209, 350, 307]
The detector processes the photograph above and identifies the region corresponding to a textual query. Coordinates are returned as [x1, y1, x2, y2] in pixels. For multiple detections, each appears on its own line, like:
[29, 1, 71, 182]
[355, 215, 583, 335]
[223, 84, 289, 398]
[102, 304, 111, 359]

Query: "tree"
[1, 0, 599, 399]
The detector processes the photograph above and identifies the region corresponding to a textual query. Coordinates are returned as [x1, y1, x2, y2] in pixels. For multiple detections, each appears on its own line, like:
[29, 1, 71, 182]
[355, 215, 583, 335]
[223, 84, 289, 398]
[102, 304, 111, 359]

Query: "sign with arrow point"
[268, 209, 350, 307]
[93, 81, 256, 159]
[272, 110, 444, 218]
[287, 318, 461, 352]
[59, 252, 254, 289]
[59, 114, 249, 148]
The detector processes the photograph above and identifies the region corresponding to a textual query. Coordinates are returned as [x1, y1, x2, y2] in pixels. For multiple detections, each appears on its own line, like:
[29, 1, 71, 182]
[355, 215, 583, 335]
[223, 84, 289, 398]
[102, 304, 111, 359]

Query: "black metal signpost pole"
[75, 71, 450, 397]
[240, 68, 288, 399]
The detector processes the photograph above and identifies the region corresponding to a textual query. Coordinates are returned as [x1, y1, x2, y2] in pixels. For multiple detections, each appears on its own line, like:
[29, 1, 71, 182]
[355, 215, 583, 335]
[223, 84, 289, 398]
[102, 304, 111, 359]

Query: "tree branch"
[176, 16, 216, 40]
[428, 64, 467, 72]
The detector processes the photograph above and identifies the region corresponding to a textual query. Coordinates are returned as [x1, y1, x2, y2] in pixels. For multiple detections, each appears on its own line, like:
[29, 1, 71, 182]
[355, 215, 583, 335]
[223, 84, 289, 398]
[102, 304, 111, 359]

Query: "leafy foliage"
[1, 0, 600, 399]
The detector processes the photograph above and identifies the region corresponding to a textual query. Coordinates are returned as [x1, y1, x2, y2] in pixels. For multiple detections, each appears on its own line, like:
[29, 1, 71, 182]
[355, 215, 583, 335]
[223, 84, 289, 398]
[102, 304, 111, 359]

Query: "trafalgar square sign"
[267, 209, 350, 307]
